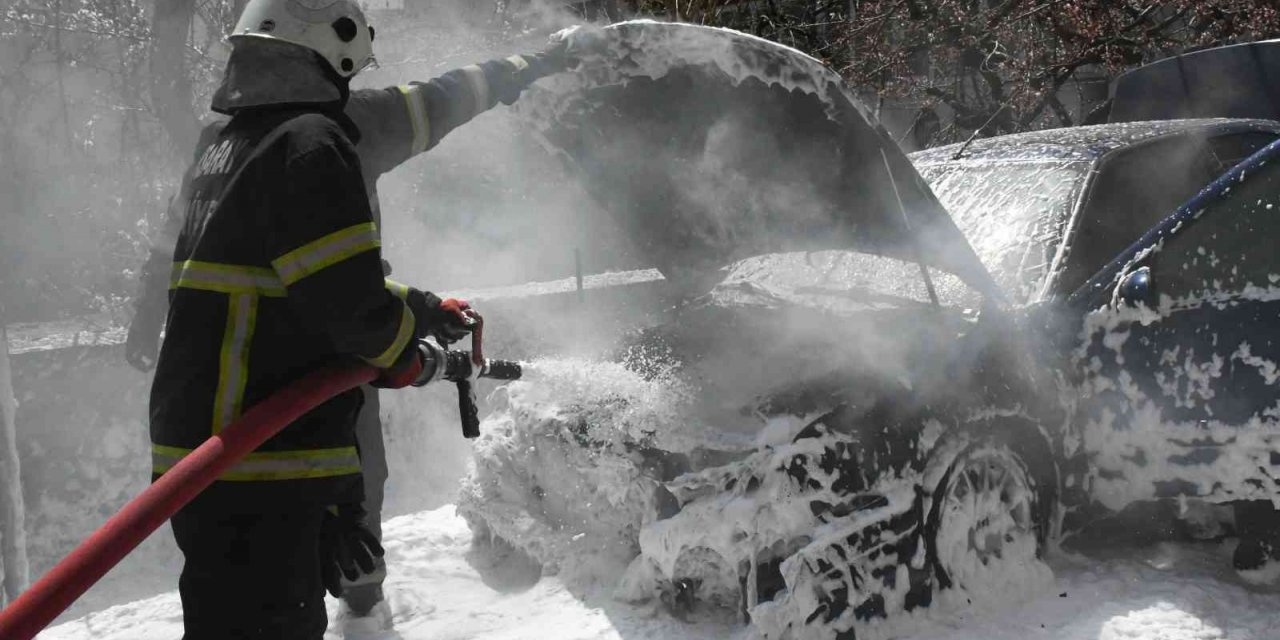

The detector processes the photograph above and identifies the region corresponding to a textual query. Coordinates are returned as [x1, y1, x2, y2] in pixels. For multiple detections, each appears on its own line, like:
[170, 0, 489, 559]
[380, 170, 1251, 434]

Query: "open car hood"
[518, 21, 1000, 298]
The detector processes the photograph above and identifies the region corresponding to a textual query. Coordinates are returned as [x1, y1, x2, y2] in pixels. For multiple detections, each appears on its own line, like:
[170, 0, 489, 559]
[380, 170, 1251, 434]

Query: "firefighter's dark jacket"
[144, 56, 538, 505]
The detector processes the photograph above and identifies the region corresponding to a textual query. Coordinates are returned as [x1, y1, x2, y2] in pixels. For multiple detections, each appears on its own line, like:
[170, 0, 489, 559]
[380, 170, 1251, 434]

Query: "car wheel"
[927, 440, 1052, 604]
[664, 546, 738, 617]
[1232, 501, 1280, 586]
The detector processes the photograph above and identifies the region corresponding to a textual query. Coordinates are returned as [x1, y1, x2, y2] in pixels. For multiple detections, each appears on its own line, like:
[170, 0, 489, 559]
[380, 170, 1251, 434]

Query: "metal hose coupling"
[414, 339, 522, 385]
[414, 339, 522, 438]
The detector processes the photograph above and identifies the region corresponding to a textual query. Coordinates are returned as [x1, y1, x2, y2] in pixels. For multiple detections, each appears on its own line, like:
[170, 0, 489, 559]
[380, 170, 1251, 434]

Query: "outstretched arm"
[347, 44, 568, 178]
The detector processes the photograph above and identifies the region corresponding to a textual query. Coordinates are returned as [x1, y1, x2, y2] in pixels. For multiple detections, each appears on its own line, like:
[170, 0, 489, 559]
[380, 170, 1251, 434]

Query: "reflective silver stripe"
[212, 293, 257, 434]
[364, 299, 415, 369]
[461, 64, 490, 115]
[152, 445, 361, 481]
[170, 261, 286, 297]
[385, 279, 410, 300]
[272, 223, 380, 286]
[398, 85, 431, 155]
[505, 54, 530, 72]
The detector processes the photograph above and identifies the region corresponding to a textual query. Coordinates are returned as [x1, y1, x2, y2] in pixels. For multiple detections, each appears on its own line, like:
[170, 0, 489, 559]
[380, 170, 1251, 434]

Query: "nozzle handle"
[434, 348, 519, 439]
[457, 379, 480, 439]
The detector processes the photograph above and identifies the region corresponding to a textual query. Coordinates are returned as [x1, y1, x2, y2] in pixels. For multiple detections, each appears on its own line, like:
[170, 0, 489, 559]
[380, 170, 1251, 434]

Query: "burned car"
[460, 21, 1068, 639]
[913, 121, 1280, 579]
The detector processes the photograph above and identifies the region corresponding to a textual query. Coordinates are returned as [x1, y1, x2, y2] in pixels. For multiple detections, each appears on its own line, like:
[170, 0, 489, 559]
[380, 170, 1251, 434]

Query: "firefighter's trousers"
[172, 497, 329, 640]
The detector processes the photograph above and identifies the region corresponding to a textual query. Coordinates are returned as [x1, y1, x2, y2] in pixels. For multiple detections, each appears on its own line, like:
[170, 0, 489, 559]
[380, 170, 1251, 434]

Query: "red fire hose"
[0, 364, 376, 640]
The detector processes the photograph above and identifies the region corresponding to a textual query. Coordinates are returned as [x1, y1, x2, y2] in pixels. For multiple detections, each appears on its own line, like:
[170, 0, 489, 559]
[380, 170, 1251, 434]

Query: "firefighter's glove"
[319, 504, 384, 598]
[124, 309, 163, 372]
[406, 290, 480, 345]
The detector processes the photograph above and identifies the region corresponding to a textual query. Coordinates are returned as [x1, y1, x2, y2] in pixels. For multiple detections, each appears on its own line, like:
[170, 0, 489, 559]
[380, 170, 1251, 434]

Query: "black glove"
[405, 290, 480, 345]
[319, 504, 385, 598]
[124, 307, 163, 372]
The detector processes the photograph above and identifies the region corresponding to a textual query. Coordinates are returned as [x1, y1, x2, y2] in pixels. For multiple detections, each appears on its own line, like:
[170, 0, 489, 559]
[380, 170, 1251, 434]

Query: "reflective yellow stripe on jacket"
[460, 65, 490, 116]
[171, 261, 279, 433]
[398, 85, 432, 155]
[166, 226, 408, 448]
[152, 444, 361, 481]
[385, 279, 410, 300]
[170, 260, 286, 297]
[212, 293, 257, 433]
[505, 54, 530, 72]
[272, 222, 381, 286]
[367, 300, 415, 368]
[367, 278, 417, 368]
[269, 225, 415, 368]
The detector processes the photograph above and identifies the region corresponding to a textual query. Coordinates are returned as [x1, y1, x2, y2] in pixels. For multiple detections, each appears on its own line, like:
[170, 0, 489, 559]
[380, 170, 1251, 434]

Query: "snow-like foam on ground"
[41, 506, 748, 640]
[41, 507, 1280, 640]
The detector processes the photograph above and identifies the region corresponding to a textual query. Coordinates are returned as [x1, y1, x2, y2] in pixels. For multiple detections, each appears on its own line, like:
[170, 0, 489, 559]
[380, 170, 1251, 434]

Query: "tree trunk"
[0, 323, 28, 605]
[149, 0, 200, 156]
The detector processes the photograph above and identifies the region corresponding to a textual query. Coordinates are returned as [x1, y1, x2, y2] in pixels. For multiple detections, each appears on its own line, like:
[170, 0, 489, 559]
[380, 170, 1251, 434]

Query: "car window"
[1152, 158, 1280, 300]
[916, 160, 1090, 305]
[1058, 137, 1221, 296]
[712, 250, 982, 312]
[1207, 132, 1280, 171]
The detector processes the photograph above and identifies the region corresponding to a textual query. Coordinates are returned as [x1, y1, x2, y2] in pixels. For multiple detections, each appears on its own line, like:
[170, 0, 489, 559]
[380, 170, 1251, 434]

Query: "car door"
[1068, 140, 1280, 509]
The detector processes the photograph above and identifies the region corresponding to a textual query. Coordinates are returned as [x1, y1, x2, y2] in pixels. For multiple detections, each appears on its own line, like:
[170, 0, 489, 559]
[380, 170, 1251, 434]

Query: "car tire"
[1232, 501, 1280, 586]
[924, 424, 1057, 604]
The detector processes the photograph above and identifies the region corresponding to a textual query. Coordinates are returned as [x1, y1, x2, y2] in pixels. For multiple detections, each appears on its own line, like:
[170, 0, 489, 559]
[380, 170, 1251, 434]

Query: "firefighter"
[126, 4, 576, 627]
[137, 0, 573, 636]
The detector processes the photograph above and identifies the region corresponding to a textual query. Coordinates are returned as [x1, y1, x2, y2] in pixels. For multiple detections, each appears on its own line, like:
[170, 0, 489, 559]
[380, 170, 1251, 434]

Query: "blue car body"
[1065, 137, 1280, 519]
[914, 120, 1280, 532]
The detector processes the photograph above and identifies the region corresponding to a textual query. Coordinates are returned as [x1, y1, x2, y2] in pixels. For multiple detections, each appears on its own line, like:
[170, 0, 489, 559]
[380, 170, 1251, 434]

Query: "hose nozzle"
[424, 345, 522, 439]
[440, 350, 523, 382]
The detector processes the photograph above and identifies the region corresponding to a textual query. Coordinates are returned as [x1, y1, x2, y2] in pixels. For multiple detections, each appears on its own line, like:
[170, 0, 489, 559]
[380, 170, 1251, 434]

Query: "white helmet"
[230, 0, 375, 78]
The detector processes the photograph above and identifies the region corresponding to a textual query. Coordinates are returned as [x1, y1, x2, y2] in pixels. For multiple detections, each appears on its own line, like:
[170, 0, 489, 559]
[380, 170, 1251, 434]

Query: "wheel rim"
[936, 447, 1039, 589]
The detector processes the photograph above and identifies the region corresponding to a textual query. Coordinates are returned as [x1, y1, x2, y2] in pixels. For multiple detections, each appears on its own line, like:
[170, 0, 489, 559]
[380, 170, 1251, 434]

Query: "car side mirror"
[1117, 266, 1156, 308]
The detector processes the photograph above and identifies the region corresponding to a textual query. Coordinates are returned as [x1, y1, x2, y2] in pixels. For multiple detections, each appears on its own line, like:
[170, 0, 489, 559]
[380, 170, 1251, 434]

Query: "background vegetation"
[2, 0, 1278, 323]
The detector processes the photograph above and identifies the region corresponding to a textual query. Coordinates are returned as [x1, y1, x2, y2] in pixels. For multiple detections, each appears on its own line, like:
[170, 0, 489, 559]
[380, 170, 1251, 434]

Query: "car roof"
[910, 118, 1280, 165]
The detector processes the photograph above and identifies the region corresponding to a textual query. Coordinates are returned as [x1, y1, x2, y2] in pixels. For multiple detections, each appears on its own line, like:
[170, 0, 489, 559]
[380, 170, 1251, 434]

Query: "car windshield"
[916, 159, 1092, 304]
[708, 250, 981, 312]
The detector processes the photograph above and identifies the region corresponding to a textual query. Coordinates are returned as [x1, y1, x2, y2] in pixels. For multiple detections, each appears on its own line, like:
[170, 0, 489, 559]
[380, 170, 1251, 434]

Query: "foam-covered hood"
[518, 21, 999, 297]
